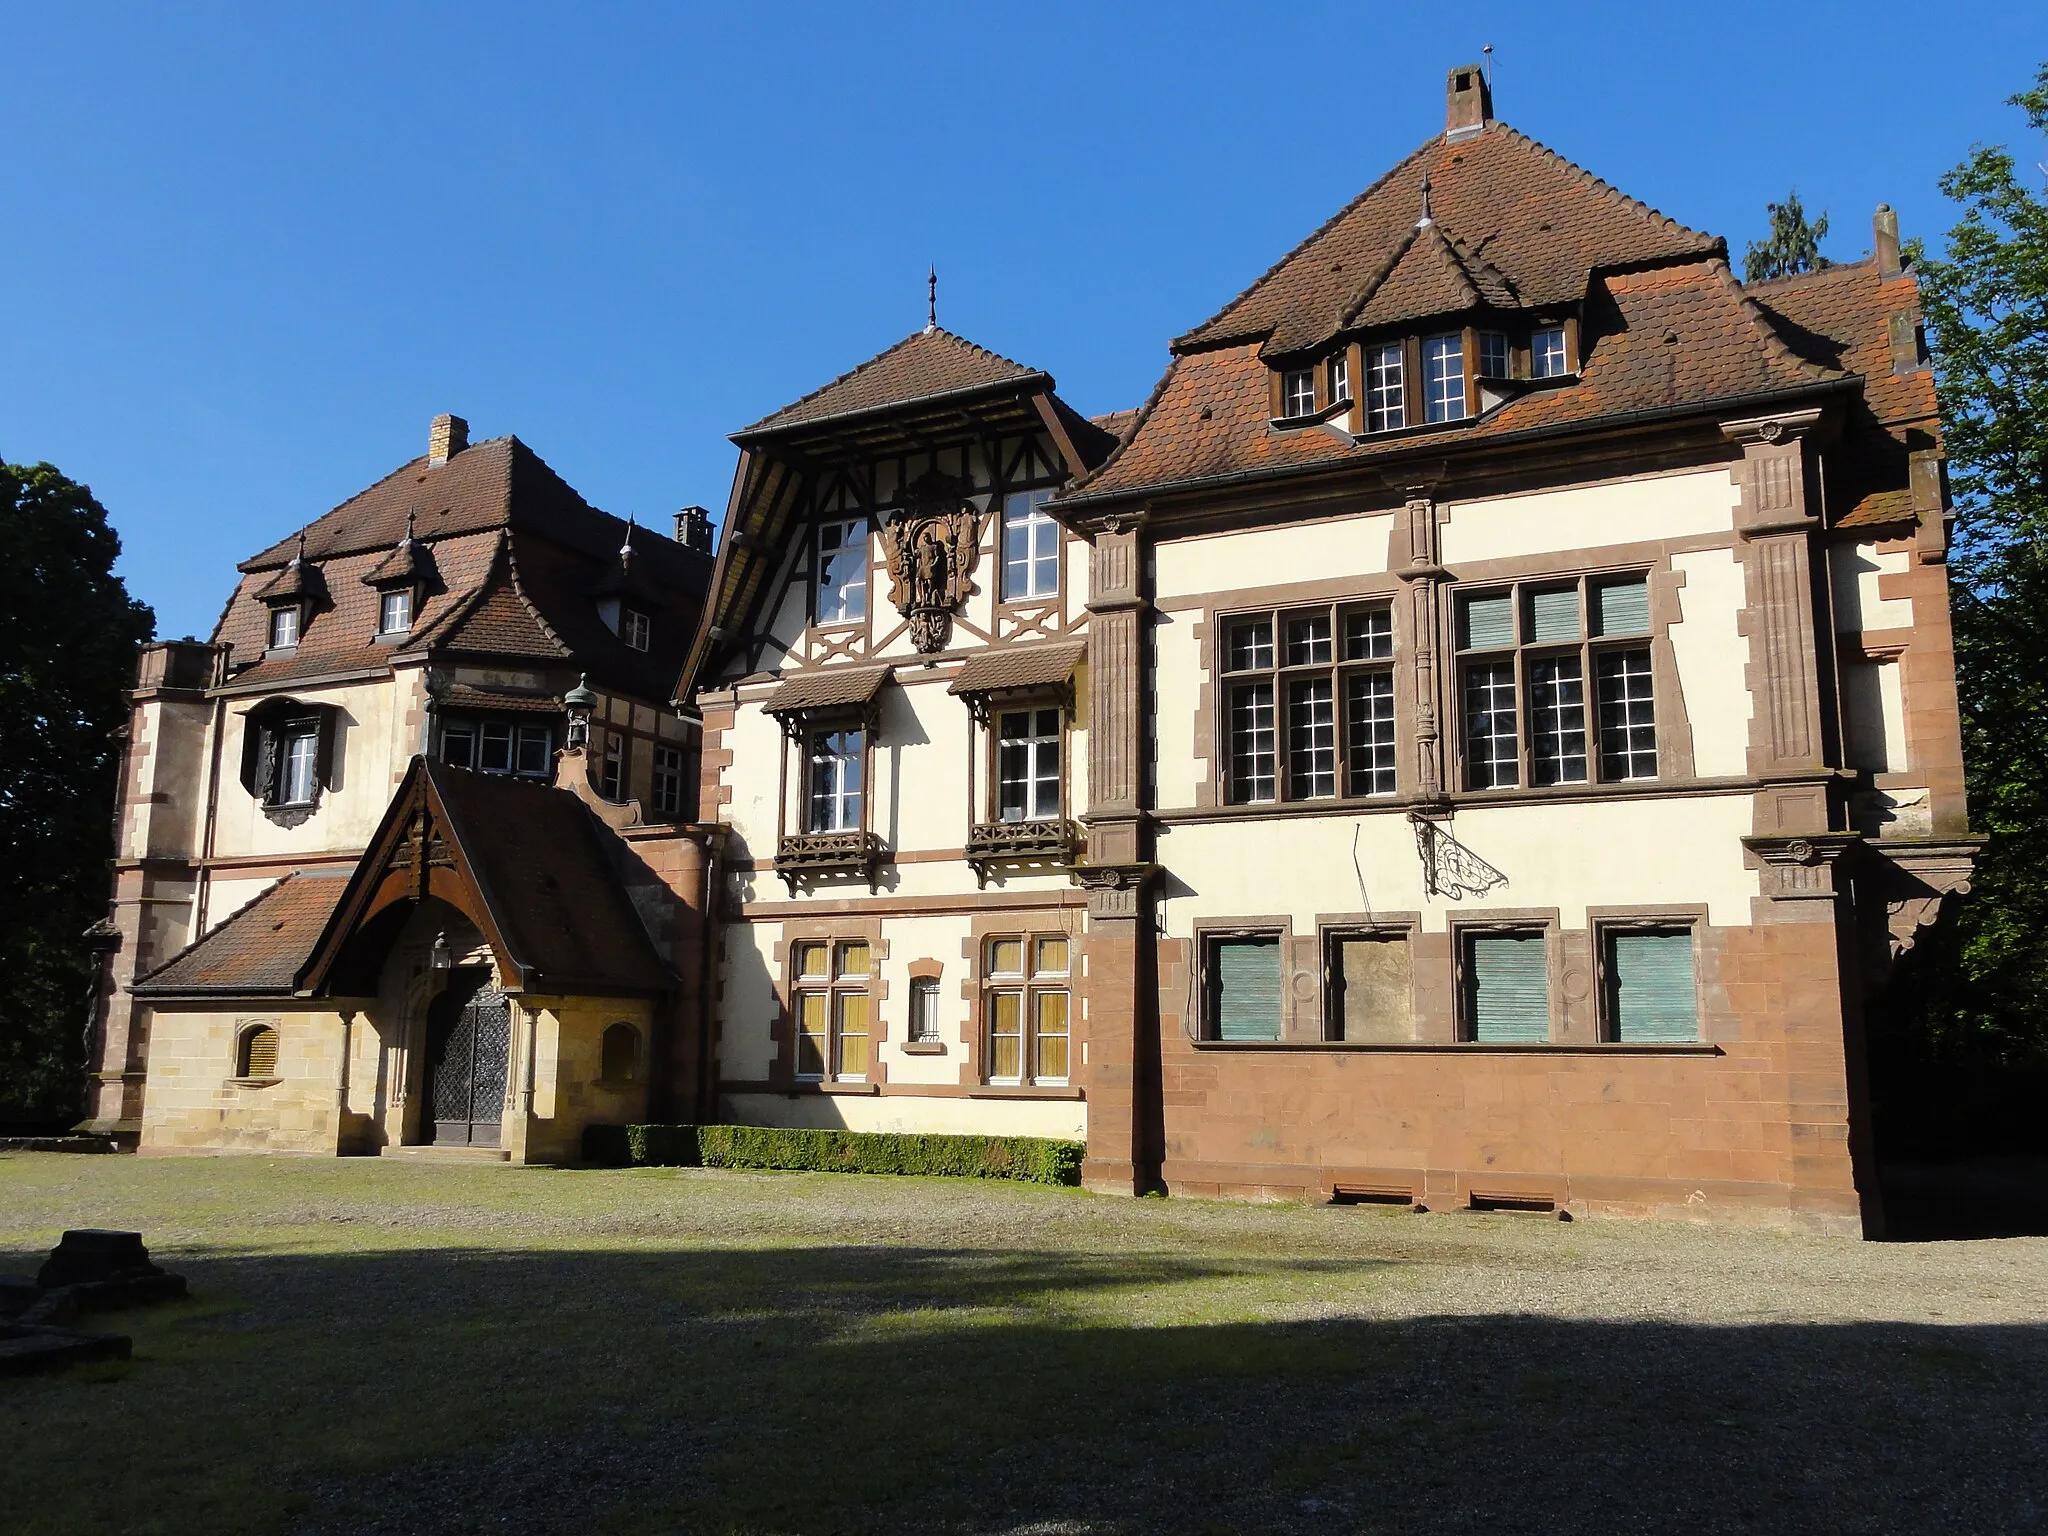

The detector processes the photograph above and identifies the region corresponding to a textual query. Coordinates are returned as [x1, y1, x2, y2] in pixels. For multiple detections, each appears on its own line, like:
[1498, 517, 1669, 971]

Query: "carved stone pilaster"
[1724, 411, 1831, 833]
[1393, 489, 1450, 801]
[1083, 513, 1147, 866]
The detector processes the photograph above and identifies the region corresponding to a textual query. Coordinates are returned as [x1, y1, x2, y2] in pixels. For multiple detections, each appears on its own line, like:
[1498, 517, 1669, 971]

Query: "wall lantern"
[563, 673, 599, 749]
[430, 931, 452, 972]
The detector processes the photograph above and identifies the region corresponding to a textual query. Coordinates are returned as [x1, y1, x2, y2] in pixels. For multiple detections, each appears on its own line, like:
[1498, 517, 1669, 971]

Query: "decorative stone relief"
[881, 470, 981, 654]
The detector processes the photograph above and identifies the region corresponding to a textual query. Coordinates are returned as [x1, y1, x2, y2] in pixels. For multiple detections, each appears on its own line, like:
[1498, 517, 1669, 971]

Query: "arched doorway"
[423, 967, 511, 1147]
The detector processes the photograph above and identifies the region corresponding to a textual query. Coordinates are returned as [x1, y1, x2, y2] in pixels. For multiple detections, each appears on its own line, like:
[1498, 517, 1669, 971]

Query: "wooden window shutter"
[1212, 937, 1282, 1041]
[1608, 932, 1697, 1041]
[1466, 934, 1550, 1042]
[1594, 579, 1651, 638]
[240, 1025, 279, 1078]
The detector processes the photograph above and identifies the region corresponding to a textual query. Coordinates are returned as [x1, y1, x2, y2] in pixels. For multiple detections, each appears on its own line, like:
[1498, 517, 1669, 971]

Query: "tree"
[1874, 64, 2048, 1156]
[0, 462, 155, 1125]
[1744, 190, 1834, 283]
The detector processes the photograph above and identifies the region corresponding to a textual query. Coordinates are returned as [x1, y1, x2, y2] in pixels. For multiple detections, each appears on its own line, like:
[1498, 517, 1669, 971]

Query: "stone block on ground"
[0, 1322, 131, 1377]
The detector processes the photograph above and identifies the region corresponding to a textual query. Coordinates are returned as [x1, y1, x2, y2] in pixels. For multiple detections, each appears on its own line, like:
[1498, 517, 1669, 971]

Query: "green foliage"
[1876, 64, 2048, 1155]
[0, 463, 154, 1124]
[1743, 189, 1834, 283]
[586, 1122, 1085, 1186]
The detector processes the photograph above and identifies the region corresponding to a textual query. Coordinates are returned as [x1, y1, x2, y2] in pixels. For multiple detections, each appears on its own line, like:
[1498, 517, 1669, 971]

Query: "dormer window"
[1532, 325, 1571, 378]
[378, 589, 412, 636]
[1478, 330, 1510, 380]
[621, 607, 651, 652]
[1423, 334, 1468, 423]
[268, 606, 300, 650]
[1326, 353, 1350, 404]
[1363, 344, 1406, 433]
[1281, 369, 1316, 418]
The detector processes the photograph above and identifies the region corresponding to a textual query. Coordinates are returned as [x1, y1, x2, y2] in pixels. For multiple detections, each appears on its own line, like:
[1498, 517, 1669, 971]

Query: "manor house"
[86, 66, 1973, 1232]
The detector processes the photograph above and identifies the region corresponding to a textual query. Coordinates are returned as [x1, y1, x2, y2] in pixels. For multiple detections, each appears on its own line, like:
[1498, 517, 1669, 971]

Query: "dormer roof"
[1176, 121, 1723, 360]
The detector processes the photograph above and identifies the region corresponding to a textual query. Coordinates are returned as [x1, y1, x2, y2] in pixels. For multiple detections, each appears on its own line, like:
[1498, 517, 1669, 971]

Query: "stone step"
[378, 1144, 511, 1163]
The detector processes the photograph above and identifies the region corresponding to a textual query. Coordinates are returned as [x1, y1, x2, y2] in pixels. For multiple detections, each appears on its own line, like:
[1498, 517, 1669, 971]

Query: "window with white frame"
[242, 703, 330, 810]
[621, 607, 651, 651]
[442, 719, 553, 778]
[377, 589, 412, 636]
[983, 934, 1070, 1084]
[806, 728, 863, 832]
[1362, 343, 1406, 433]
[815, 518, 867, 624]
[1423, 333, 1467, 423]
[599, 730, 626, 799]
[1327, 352, 1350, 405]
[1478, 330, 1510, 380]
[1281, 368, 1316, 418]
[278, 723, 319, 805]
[1002, 489, 1059, 601]
[791, 939, 870, 1081]
[996, 707, 1061, 822]
[652, 744, 683, 817]
[1222, 601, 1396, 804]
[268, 605, 300, 649]
[1455, 575, 1657, 791]
[1531, 325, 1571, 378]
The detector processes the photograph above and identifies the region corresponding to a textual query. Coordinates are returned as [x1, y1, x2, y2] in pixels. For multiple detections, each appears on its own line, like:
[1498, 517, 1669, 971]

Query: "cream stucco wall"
[724, 1089, 1086, 1141]
[1670, 547, 1754, 778]
[1153, 513, 1395, 601]
[1153, 611, 1205, 810]
[1439, 467, 1740, 565]
[1831, 543, 1914, 632]
[1157, 793, 1760, 937]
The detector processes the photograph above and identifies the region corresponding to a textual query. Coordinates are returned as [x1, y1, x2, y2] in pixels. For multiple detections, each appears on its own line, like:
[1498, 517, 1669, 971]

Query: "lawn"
[3, 1153, 2045, 1535]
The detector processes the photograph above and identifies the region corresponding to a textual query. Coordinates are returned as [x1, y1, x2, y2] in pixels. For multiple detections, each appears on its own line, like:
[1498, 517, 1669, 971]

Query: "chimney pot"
[429, 414, 469, 467]
[675, 505, 714, 553]
[1874, 204, 1902, 276]
[1446, 62, 1491, 141]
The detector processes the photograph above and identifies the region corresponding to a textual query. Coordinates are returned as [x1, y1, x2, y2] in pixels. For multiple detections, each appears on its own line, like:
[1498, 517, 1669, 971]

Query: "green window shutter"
[1213, 938, 1282, 1041]
[1528, 588, 1581, 643]
[1609, 931, 1697, 1041]
[1459, 592, 1515, 651]
[1467, 934, 1550, 1042]
[1594, 579, 1651, 637]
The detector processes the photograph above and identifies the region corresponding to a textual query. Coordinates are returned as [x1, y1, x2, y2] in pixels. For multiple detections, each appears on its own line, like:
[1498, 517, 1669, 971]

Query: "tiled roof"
[948, 641, 1087, 697]
[1749, 259, 1940, 529]
[762, 664, 893, 715]
[1090, 407, 1142, 442]
[738, 327, 1044, 436]
[133, 871, 351, 997]
[1067, 259, 1841, 505]
[213, 436, 711, 700]
[1178, 122, 1723, 358]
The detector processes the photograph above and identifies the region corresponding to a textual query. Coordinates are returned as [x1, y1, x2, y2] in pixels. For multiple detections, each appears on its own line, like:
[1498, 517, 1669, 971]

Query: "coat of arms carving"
[882, 470, 981, 654]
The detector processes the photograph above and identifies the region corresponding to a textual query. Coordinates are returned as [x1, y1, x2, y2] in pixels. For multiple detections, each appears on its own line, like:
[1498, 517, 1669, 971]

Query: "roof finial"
[291, 529, 306, 566]
[927, 265, 938, 332]
[619, 514, 635, 573]
[1418, 175, 1434, 228]
[402, 510, 415, 547]
[1483, 43, 1493, 89]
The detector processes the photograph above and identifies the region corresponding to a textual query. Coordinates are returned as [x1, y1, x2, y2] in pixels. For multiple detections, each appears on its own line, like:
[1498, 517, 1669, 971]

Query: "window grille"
[908, 977, 941, 1043]
[237, 1024, 280, 1079]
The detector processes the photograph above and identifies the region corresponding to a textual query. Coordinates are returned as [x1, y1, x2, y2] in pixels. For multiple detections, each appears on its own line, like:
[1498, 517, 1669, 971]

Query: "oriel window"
[1001, 489, 1060, 601]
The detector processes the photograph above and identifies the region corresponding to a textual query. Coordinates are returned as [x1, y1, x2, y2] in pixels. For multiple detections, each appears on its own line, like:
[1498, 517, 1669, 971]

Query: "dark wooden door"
[424, 968, 511, 1147]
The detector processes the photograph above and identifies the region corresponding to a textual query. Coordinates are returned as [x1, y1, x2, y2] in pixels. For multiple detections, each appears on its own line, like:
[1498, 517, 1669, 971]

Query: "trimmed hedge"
[579, 1122, 1083, 1187]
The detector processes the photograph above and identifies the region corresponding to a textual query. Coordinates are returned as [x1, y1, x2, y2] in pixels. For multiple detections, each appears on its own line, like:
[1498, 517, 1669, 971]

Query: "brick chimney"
[675, 505, 714, 553]
[1445, 62, 1491, 141]
[428, 413, 469, 467]
[1874, 204, 1902, 276]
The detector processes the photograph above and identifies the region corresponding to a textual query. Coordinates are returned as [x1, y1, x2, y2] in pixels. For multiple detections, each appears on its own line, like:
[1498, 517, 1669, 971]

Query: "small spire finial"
[402, 510, 415, 546]
[1418, 175, 1434, 228]
[292, 529, 306, 566]
[926, 266, 937, 332]
[1483, 43, 1493, 88]
[619, 514, 635, 571]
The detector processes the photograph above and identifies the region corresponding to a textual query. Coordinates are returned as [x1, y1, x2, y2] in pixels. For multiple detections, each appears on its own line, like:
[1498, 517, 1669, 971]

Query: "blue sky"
[5, 2, 2045, 640]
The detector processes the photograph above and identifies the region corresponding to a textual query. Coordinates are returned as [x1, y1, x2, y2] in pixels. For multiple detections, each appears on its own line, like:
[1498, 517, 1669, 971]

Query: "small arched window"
[600, 1022, 639, 1084]
[236, 1023, 280, 1080]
